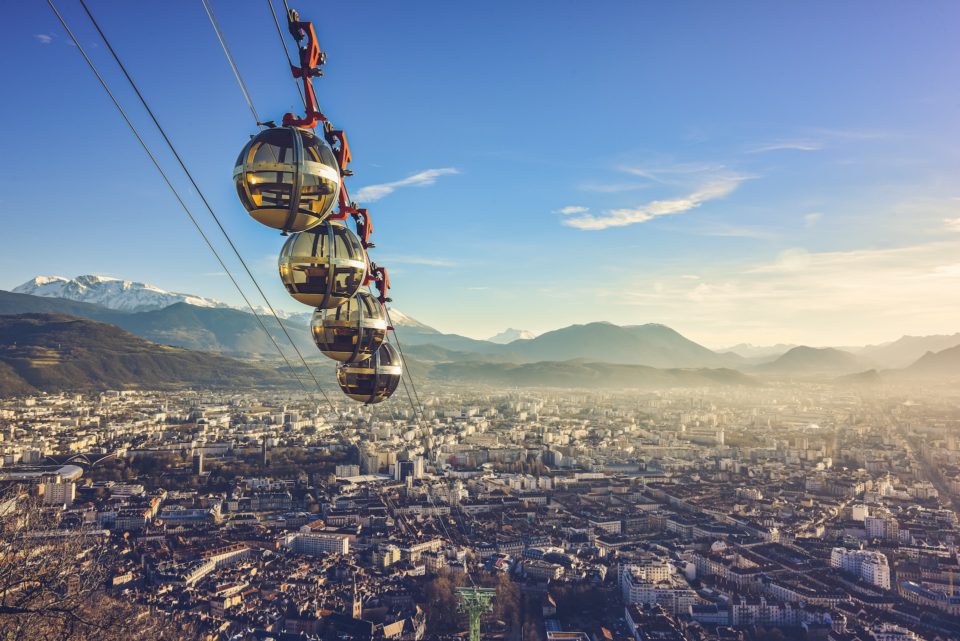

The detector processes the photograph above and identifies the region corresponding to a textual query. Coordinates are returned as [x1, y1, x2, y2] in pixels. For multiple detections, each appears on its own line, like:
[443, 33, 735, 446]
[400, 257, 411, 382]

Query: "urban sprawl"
[3, 383, 960, 641]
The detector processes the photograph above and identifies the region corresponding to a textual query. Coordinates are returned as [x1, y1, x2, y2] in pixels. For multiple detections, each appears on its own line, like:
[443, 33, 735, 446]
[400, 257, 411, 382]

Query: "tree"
[0, 489, 192, 641]
[482, 573, 521, 636]
[423, 570, 466, 635]
[754, 627, 787, 641]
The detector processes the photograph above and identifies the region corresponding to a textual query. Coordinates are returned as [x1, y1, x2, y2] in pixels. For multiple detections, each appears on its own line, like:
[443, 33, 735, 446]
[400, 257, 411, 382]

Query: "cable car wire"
[51, 3, 448, 555]
[199, 0, 262, 126]
[388, 332, 426, 426]
[265, 0, 307, 110]
[44, 0, 314, 398]
[384, 307, 429, 420]
[376, 305, 476, 584]
[201, 0, 408, 417]
[75, 0, 340, 416]
[210, 0, 467, 580]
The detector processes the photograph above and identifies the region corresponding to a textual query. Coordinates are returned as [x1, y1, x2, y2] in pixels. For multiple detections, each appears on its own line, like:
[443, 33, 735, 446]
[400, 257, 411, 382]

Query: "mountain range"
[755, 346, 869, 376]
[1, 274, 959, 390]
[13, 275, 234, 313]
[0, 314, 287, 395]
[487, 328, 536, 344]
[858, 333, 960, 369]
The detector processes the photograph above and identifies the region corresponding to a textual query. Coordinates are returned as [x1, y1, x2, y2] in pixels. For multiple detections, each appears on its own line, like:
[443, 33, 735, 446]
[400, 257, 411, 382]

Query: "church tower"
[352, 577, 363, 619]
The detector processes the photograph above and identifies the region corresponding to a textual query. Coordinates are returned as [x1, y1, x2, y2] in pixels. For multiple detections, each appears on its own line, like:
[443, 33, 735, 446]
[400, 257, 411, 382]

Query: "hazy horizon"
[6, 271, 959, 353]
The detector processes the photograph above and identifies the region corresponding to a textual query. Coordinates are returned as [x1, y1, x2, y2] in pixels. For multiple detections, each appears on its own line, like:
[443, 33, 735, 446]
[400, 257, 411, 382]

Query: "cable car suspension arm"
[282, 9, 326, 128]
[278, 8, 391, 307]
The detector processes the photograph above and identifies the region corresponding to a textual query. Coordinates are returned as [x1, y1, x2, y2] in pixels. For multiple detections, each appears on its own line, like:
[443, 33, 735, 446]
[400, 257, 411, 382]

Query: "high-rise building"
[865, 514, 899, 541]
[282, 532, 350, 556]
[395, 456, 424, 482]
[830, 548, 891, 589]
[41, 474, 76, 507]
[336, 464, 361, 478]
[619, 560, 697, 615]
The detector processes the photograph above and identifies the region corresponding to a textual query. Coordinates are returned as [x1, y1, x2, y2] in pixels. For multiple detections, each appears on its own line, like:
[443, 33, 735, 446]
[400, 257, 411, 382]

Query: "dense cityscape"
[3, 381, 960, 641]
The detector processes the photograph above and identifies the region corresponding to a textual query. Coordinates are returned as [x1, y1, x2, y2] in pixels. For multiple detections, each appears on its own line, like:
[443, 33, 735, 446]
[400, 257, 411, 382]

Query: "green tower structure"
[456, 587, 496, 641]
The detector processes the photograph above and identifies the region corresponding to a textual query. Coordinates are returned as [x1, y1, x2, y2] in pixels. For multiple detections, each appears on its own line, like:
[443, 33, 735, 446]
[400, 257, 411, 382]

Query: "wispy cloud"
[562, 177, 746, 231]
[804, 212, 823, 227]
[946, 218, 960, 232]
[593, 238, 960, 345]
[748, 140, 824, 153]
[806, 127, 889, 142]
[554, 206, 588, 215]
[697, 224, 776, 240]
[742, 127, 890, 157]
[35, 34, 54, 44]
[379, 255, 457, 268]
[577, 182, 649, 193]
[620, 162, 727, 185]
[355, 168, 458, 203]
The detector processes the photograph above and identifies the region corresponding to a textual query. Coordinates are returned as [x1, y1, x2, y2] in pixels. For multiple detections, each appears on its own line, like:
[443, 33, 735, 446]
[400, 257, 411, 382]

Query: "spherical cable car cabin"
[278, 221, 367, 309]
[234, 126, 341, 233]
[336, 342, 402, 404]
[311, 290, 387, 362]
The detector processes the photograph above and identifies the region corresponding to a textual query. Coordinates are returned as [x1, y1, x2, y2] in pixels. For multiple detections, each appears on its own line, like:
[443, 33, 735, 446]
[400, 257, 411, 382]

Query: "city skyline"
[3, 1, 960, 345]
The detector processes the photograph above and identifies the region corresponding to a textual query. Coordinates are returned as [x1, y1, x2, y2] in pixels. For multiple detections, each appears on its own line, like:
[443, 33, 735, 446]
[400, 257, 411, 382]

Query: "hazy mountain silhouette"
[837, 345, 960, 384]
[499, 322, 735, 368]
[4, 287, 958, 381]
[430, 359, 756, 389]
[0, 314, 288, 394]
[859, 333, 960, 369]
[754, 346, 870, 376]
[487, 328, 536, 344]
[898, 344, 960, 378]
[721, 343, 797, 359]
[0, 290, 309, 356]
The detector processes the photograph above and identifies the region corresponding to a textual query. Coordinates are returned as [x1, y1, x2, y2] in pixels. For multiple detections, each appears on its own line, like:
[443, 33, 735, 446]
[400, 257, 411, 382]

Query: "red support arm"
[327, 129, 352, 174]
[353, 208, 374, 248]
[275, 8, 394, 314]
[281, 11, 327, 129]
[367, 265, 391, 305]
[324, 128, 356, 222]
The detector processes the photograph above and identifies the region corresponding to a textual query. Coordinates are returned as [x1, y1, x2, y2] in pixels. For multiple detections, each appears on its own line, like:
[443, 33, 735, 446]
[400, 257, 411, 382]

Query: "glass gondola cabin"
[336, 342, 402, 404]
[234, 126, 341, 233]
[311, 291, 388, 363]
[278, 221, 367, 309]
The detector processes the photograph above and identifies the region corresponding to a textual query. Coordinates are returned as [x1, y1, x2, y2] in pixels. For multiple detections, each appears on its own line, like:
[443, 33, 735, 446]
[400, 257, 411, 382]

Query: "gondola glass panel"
[311, 291, 387, 362]
[234, 126, 341, 233]
[278, 222, 366, 308]
[336, 342, 402, 404]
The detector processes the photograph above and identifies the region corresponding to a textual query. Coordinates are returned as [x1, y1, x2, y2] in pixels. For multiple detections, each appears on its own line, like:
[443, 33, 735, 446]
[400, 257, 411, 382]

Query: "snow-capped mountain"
[387, 308, 438, 333]
[11, 275, 431, 330]
[13, 275, 233, 313]
[718, 342, 797, 359]
[487, 328, 536, 344]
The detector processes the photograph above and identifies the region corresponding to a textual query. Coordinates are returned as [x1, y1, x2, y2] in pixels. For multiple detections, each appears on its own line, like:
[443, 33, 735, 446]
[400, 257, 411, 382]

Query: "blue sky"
[2, 1, 959, 346]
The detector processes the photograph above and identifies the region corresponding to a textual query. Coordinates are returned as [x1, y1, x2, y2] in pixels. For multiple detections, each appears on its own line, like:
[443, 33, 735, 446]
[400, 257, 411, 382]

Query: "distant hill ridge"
[0, 314, 288, 394]
[901, 344, 960, 377]
[487, 328, 536, 344]
[755, 346, 869, 376]
[2, 276, 959, 381]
